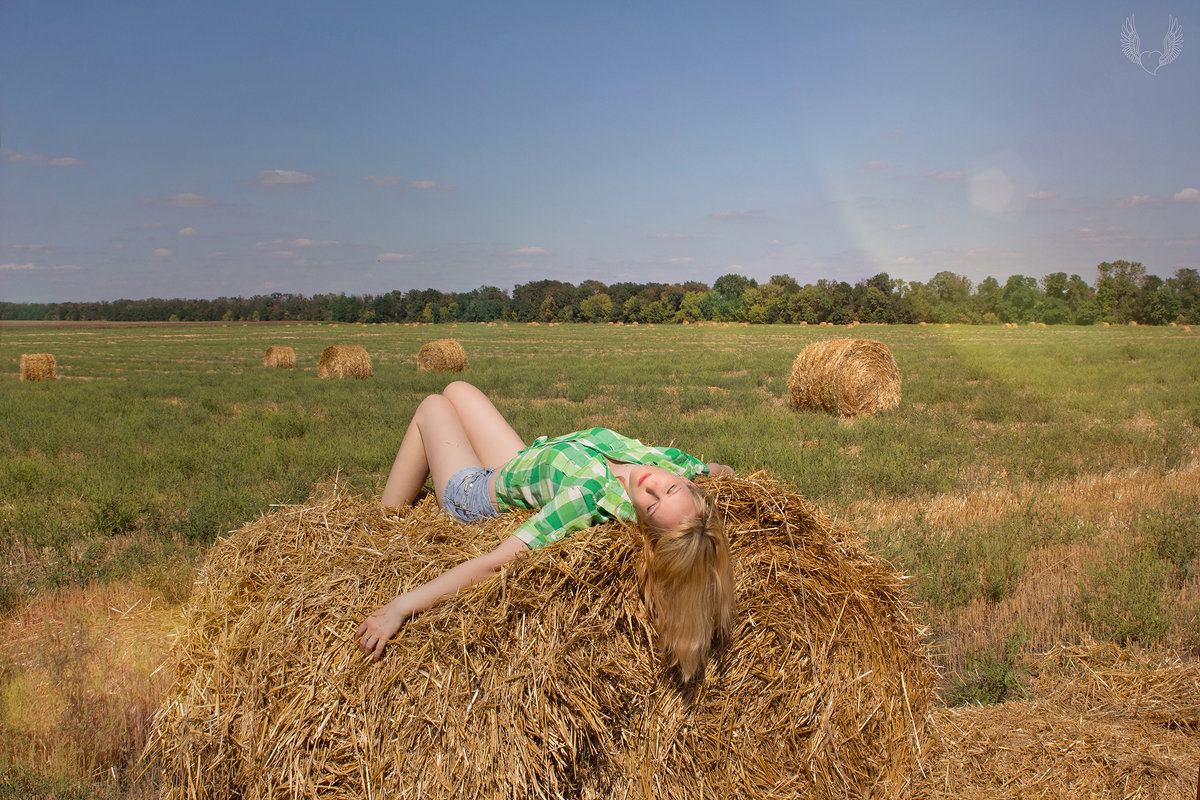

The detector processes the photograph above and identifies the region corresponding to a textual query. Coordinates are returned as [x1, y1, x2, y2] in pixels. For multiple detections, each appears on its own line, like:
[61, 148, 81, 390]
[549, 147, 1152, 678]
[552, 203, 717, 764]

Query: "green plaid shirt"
[494, 427, 708, 550]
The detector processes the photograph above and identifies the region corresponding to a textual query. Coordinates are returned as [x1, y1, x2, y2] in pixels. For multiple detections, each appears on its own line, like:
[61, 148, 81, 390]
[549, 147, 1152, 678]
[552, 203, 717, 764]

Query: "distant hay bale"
[146, 475, 933, 800]
[788, 338, 901, 418]
[317, 345, 372, 379]
[19, 353, 56, 381]
[1184, 325, 1192, 333]
[416, 338, 468, 372]
[262, 346, 296, 369]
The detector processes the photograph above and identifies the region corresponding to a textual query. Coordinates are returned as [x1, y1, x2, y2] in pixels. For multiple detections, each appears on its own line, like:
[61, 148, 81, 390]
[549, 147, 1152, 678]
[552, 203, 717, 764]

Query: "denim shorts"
[442, 466, 501, 523]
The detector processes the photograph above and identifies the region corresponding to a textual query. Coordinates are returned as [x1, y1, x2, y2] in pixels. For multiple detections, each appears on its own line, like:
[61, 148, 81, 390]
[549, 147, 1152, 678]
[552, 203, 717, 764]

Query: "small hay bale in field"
[19, 353, 57, 381]
[1183, 325, 1192, 333]
[146, 475, 933, 800]
[416, 338, 468, 372]
[262, 345, 296, 369]
[788, 338, 901, 418]
[317, 345, 371, 379]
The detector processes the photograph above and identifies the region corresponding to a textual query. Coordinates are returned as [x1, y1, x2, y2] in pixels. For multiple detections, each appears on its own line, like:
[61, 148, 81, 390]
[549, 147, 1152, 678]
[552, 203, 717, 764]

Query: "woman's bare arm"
[356, 535, 530, 661]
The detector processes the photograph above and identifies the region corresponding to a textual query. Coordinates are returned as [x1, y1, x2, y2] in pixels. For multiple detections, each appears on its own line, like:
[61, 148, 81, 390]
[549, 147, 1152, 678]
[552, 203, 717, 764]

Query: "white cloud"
[510, 246, 548, 256]
[667, 257, 693, 264]
[153, 247, 173, 257]
[888, 223, 910, 230]
[862, 160, 889, 170]
[364, 175, 404, 186]
[0, 262, 37, 270]
[923, 170, 965, 181]
[1118, 194, 1153, 207]
[1, 149, 80, 166]
[144, 192, 216, 208]
[709, 209, 766, 220]
[255, 238, 339, 249]
[177, 227, 198, 237]
[654, 233, 692, 240]
[1173, 187, 1200, 202]
[1165, 239, 1198, 246]
[253, 169, 319, 187]
[1028, 191, 1058, 200]
[375, 252, 413, 262]
[409, 180, 438, 190]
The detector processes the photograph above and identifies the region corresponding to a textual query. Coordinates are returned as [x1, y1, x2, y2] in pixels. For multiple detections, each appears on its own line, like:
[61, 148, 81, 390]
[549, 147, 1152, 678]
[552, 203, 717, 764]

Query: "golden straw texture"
[417, 338, 468, 372]
[146, 475, 933, 799]
[919, 643, 1199, 798]
[317, 345, 372, 379]
[263, 346, 297, 369]
[788, 338, 901, 418]
[19, 353, 57, 381]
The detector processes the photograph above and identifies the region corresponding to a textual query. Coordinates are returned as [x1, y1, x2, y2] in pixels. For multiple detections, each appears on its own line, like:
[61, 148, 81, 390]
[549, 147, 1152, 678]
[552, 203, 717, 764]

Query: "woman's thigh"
[441, 381, 525, 468]
[413, 394, 485, 504]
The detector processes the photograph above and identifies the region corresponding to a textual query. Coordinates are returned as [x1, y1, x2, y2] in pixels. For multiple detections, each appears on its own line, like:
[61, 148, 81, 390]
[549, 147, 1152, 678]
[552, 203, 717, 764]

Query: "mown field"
[1, 320, 1198, 798]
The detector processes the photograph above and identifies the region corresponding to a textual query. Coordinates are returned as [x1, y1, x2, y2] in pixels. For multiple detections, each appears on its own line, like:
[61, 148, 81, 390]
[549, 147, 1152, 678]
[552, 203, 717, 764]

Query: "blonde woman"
[356, 381, 734, 682]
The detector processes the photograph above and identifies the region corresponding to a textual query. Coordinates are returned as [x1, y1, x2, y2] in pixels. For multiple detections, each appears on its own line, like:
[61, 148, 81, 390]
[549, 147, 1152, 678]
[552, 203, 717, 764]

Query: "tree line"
[4, 261, 1197, 326]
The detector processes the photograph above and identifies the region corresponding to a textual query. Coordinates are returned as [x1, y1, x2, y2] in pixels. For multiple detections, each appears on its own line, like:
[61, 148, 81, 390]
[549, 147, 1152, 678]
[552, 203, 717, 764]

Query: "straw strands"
[417, 338, 468, 372]
[788, 338, 901, 418]
[19, 353, 57, 381]
[920, 643, 1199, 798]
[317, 345, 372, 379]
[146, 475, 933, 799]
[263, 346, 296, 369]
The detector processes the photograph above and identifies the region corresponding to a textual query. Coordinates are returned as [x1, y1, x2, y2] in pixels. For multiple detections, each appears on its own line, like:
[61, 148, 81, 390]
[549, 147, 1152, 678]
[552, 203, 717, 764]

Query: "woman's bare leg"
[441, 381, 525, 467]
[380, 393, 486, 507]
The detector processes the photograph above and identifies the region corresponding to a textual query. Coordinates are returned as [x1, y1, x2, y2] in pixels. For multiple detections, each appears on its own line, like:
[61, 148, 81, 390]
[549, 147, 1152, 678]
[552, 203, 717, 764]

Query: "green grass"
[2, 321, 1197, 608]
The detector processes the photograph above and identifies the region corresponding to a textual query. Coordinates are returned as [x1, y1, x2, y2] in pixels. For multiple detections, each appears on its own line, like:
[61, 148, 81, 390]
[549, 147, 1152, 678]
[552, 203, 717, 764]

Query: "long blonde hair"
[637, 485, 734, 683]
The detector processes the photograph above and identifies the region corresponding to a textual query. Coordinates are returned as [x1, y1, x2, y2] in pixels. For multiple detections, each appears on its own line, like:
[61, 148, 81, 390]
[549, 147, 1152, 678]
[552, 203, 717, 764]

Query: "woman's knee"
[441, 381, 479, 402]
[414, 392, 454, 423]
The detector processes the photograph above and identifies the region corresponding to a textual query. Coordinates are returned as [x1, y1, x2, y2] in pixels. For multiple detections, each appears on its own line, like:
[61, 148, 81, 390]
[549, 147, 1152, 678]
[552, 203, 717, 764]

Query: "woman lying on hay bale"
[358, 380, 735, 682]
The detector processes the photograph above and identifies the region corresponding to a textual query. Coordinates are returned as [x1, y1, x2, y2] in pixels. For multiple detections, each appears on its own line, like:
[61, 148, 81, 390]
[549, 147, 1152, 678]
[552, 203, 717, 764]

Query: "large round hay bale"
[19, 353, 57, 381]
[317, 345, 371, 379]
[788, 338, 901, 418]
[146, 475, 933, 799]
[416, 338, 468, 372]
[262, 345, 296, 369]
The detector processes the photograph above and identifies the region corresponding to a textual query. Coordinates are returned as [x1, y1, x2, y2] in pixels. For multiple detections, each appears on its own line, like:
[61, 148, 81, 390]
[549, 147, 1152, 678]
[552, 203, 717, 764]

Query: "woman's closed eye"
[648, 484, 678, 516]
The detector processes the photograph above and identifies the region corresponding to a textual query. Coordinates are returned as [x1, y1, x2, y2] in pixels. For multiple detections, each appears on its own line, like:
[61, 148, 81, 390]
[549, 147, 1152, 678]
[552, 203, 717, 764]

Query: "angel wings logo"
[1122, 15, 1183, 75]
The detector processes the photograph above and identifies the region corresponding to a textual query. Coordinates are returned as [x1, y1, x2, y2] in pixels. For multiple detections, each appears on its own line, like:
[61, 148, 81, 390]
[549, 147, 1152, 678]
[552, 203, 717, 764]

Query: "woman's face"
[627, 465, 701, 531]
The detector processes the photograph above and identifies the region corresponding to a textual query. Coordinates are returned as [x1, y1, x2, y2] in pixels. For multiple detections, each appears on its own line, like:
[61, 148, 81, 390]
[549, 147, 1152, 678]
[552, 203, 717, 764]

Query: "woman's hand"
[355, 535, 529, 663]
[356, 596, 413, 662]
[706, 462, 735, 477]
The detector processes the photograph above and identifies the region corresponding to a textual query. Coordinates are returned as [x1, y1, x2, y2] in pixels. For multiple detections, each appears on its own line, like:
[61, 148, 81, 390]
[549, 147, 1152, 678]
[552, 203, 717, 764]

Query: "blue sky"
[1, 0, 1196, 303]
